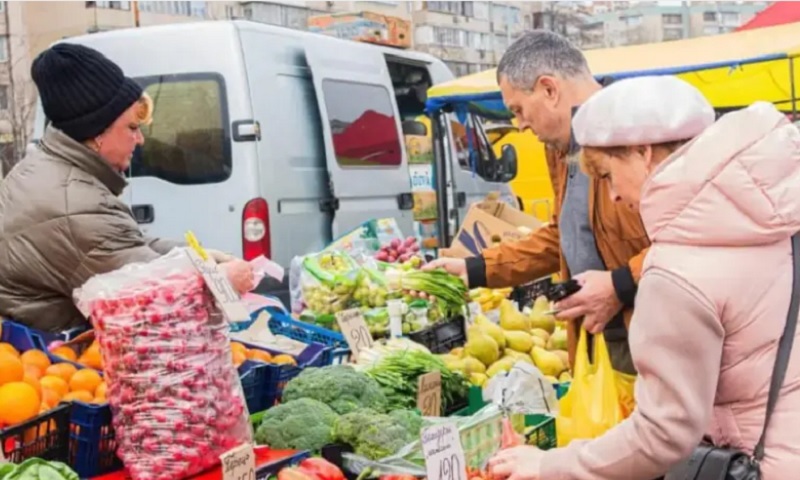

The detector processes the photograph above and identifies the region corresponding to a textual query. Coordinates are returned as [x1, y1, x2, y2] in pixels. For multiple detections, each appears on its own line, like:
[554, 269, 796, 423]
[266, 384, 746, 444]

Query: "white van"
[31, 20, 514, 301]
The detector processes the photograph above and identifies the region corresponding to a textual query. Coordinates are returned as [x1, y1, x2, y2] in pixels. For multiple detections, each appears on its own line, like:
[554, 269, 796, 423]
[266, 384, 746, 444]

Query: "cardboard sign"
[442, 195, 542, 259]
[417, 371, 442, 417]
[421, 422, 467, 480]
[220, 443, 256, 480]
[336, 308, 374, 357]
[186, 249, 250, 323]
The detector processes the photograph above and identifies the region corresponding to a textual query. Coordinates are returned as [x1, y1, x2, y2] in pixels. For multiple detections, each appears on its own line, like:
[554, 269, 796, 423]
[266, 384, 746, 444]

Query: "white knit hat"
[573, 76, 715, 147]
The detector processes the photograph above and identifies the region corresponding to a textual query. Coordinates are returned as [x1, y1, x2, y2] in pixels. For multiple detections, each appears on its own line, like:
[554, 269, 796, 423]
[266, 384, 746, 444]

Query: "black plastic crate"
[407, 315, 466, 354]
[1, 403, 70, 464]
[511, 277, 553, 309]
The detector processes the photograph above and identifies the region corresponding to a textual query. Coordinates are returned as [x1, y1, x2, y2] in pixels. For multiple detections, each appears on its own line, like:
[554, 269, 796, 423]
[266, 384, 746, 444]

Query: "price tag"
[417, 371, 442, 417]
[186, 248, 250, 323]
[336, 308, 374, 358]
[421, 422, 467, 480]
[220, 443, 256, 480]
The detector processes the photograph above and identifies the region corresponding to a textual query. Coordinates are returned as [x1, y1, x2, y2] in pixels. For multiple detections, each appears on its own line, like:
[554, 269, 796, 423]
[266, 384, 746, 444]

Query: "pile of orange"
[51, 340, 103, 370]
[230, 342, 297, 368]
[0, 342, 107, 429]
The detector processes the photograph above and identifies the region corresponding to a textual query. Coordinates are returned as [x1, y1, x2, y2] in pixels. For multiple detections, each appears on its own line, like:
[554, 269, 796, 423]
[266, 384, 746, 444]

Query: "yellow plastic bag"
[556, 329, 625, 446]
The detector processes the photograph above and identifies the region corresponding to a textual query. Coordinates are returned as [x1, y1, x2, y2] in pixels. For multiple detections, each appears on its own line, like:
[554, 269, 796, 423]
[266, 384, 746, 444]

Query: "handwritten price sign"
[417, 371, 442, 417]
[220, 443, 256, 480]
[336, 308, 374, 358]
[421, 422, 467, 480]
[186, 249, 250, 323]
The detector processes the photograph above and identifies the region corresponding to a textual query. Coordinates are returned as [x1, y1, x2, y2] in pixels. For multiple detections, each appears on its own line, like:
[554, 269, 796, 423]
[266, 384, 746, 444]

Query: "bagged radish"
[75, 248, 252, 480]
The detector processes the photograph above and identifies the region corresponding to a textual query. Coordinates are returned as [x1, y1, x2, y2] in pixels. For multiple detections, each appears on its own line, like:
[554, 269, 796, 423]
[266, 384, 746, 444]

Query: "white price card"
[186, 248, 250, 323]
[220, 443, 256, 480]
[421, 422, 467, 480]
[336, 308, 374, 358]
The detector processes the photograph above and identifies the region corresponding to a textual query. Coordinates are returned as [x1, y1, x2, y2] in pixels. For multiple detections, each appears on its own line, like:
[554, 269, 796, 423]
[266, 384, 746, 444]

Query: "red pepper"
[297, 458, 346, 480]
[278, 467, 318, 480]
[379, 475, 418, 480]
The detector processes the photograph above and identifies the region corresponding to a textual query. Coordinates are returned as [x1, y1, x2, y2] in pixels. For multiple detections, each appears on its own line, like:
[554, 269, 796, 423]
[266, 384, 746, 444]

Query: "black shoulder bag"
[665, 233, 800, 480]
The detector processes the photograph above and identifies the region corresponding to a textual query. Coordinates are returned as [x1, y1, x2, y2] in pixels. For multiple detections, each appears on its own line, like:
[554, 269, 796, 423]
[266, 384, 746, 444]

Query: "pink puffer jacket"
[540, 102, 800, 479]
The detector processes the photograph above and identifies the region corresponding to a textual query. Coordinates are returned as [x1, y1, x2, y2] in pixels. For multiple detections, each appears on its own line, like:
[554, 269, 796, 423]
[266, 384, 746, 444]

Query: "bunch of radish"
[374, 236, 423, 265]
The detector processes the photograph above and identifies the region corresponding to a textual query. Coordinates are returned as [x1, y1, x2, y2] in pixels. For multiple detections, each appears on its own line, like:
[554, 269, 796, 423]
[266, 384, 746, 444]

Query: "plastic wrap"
[75, 249, 252, 480]
[296, 251, 360, 316]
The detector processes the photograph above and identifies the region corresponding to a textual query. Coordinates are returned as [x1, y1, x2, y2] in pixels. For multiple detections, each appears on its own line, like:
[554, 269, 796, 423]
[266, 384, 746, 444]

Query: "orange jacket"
[465, 145, 650, 365]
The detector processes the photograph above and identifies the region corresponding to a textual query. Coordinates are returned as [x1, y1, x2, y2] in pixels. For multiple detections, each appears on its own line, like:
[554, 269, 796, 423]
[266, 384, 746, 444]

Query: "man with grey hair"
[427, 31, 650, 374]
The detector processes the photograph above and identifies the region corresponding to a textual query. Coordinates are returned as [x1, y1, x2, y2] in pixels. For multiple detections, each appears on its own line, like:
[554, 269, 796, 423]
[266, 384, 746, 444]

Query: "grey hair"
[497, 30, 591, 89]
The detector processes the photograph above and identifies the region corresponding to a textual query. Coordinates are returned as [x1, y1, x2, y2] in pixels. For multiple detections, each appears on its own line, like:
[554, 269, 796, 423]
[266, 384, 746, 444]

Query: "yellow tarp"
[428, 21, 800, 111]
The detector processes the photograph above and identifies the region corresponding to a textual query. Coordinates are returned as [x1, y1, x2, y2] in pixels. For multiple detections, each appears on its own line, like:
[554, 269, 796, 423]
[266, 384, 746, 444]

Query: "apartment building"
[0, 1, 241, 173]
[581, 1, 769, 49]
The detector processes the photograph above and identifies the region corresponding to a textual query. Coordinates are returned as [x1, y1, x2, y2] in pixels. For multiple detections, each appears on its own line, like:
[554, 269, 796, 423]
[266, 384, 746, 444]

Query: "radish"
[390, 238, 401, 249]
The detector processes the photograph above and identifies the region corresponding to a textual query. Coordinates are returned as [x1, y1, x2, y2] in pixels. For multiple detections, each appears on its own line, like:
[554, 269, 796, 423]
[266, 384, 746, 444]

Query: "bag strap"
[753, 233, 800, 462]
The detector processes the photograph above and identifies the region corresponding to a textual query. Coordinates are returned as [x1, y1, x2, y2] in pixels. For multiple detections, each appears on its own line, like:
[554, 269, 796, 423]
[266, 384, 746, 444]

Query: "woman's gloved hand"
[220, 259, 256, 295]
[207, 249, 236, 264]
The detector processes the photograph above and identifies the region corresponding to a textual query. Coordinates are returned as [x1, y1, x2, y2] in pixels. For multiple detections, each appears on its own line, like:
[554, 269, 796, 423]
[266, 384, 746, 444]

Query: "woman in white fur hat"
[487, 76, 800, 479]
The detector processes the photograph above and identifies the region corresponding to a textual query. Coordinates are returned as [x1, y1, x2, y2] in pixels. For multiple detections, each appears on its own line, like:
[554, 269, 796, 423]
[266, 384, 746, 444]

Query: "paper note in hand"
[417, 371, 442, 417]
[336, 308, 374, 358]
[421, 422, 467, 480]
[186, 248, 250, 323]
[220, 443, 256, 480]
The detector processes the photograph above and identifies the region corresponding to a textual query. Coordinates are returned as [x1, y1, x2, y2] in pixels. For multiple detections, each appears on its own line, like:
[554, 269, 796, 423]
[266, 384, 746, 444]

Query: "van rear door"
[305, 39, 414, 238]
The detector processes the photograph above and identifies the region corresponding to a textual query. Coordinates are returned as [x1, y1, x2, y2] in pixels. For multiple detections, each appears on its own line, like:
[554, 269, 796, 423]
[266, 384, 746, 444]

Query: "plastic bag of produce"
[298, 251, 361, 316]
[327, 218, 405, 257]
[74, 248, 252, 480]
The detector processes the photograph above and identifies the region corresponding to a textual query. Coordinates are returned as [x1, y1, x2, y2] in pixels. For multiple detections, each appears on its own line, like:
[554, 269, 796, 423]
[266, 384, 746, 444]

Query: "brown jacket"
[0, 127, 182, 332]
[466, 145, 650, 365]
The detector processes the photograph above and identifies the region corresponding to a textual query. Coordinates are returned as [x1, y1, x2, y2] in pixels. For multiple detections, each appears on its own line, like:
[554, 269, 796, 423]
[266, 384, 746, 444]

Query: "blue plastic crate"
[263, 308, 351, 359]
[0, 317, 89, 346]
[68, 401, 119, 478]
[238, 341, 328, 413]
[255, 450, 310, 480]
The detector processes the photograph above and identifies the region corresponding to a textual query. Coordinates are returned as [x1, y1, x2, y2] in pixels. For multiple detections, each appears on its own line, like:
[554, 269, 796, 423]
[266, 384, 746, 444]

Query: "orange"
[231, 342, 247, 355]
[69, 369, 102, 395]
[40, 375, 69, 398]
[0, 351, 24, 385]
[94, 381, 107, 400]
[41, 387, 62, 408]
[0, 382, 41, 425]
[45, 363, 77, 383]
[78, 343, 103, 370]
[231, 349, 246, 367]
[271, 354, 297, 366]
[23, 375, 41, 397]
[24, 364, 43, 380]
[51, 346, 78, 362]
[0, 342, 19, 357]
[249, 350, 273, 363]
[62, 391, 93, 403]
[20, 349, 51, 371]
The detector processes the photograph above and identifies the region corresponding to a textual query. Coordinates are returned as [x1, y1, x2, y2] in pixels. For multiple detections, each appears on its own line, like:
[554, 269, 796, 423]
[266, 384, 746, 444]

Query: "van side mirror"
[402, 120, 428, 137]
[499, 144, 518, 182]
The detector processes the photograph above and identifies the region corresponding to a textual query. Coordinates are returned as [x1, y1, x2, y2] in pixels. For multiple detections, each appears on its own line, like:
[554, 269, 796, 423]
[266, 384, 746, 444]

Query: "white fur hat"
[573, 76, 715, 147]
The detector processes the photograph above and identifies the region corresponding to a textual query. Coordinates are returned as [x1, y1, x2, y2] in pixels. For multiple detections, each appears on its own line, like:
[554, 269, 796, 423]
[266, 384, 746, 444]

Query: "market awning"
[427, 21, 800, 119]
[737, 2, 800, 31]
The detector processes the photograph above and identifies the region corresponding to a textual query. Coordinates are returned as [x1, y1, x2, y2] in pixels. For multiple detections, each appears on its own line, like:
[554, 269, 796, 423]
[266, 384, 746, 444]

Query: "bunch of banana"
[469, 287, 514, 312]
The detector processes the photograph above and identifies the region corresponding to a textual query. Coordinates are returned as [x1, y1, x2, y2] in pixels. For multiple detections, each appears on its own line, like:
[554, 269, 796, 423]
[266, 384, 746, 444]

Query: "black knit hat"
[31, 43, 143, 142]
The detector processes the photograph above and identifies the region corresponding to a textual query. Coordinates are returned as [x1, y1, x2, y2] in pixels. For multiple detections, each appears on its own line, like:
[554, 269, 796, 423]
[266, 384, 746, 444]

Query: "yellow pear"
[450, 347, 464, 358]
[544, 375, 559, 384]
[475, 316, 507, 349]
[530, 328, 551, 343]
[499, 300, 531, 331]
[531, 346, 566, 377]
[486, 357, 516, 378]
[444, 358, 467, 374]
[504, 350, 533, 365]
[465, 331, 500, 367]
[470, 372, 489, 387]
[547, 329, 568, 351]
[530, 336, 547, 349]
[553, 350, 570, 368]
[462, 356, 487, 375]
[504, 330, 534, 353]
[558, 371, 572, 383]
[531, 295, 550, 314]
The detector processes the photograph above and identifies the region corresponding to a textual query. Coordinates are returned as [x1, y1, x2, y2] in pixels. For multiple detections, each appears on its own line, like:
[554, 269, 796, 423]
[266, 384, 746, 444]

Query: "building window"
[244, 2, 310, 29]
[662, 13, 683, 25]
[445, 61, 471, 77]
[703, 25, 721, 35]
[0, 86, 8, 110]
[662, 28, 684, 41]
[87, 1, 131, 9]
[721, 12, 740, 25]
[703, 11, 717, 22]
[0, 2, 6, 13]
[623, 14, 642, 26]
[433, 26, 464, 47]
[138, 1, 202, 17]
[321, 80, 402, 168]
[132, 73, 231, 185]
[428, 1, 472, 17]
[0, 37, 8, 63]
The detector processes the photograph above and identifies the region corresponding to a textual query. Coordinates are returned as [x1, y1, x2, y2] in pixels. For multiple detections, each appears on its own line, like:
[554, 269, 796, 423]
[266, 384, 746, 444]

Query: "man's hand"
[422, 257, 468, 286]
[487, 445, 544, 480]
[554, 270, 623, 333]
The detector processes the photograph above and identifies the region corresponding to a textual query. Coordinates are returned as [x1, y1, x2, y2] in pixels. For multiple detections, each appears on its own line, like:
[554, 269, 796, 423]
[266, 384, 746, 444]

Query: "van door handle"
[132, 204, 155, 224]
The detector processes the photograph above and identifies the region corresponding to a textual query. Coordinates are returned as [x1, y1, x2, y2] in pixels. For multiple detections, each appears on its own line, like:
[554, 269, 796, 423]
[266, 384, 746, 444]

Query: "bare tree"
[537, 2, 593, 47]
[0, 30, 39, 177]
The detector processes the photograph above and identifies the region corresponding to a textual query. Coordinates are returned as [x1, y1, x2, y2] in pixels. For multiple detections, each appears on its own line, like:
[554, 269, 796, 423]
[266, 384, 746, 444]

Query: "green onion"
[385, 268, 468, 315]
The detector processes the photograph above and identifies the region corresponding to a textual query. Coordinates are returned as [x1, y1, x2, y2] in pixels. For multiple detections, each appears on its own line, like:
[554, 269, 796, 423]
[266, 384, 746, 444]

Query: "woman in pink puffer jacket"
[488, 76, 800, 479]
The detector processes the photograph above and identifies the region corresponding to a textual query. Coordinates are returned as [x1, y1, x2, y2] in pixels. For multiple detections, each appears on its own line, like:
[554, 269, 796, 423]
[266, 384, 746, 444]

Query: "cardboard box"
[442, 194, 542, 258]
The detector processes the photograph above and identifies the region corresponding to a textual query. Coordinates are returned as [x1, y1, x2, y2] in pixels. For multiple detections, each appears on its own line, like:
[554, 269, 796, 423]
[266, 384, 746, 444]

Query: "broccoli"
[282, 365, 387, 414]
[254, 398, 337, 451]
[332, 408, 417, 461]
[388, 409, 424, 436]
